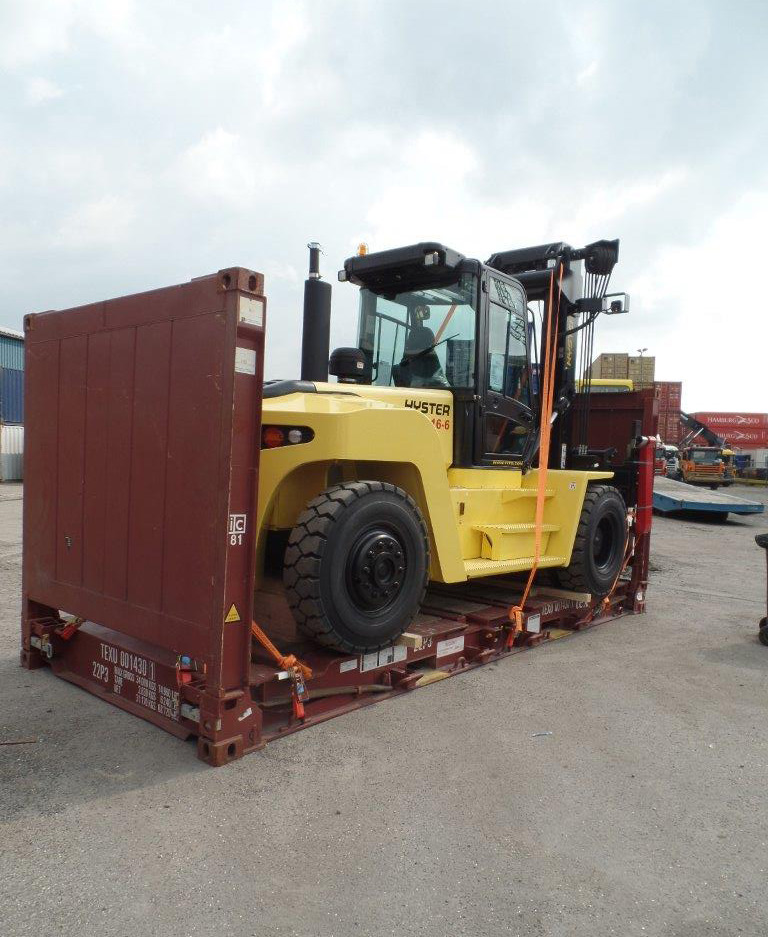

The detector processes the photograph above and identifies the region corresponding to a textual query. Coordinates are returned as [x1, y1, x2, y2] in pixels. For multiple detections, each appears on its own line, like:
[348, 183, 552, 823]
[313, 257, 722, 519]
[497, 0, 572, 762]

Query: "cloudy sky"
[1, 0, 766, 411]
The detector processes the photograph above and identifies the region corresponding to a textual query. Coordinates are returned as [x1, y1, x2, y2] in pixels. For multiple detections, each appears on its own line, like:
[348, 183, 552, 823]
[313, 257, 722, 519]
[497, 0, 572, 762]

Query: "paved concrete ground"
[2, 484, 767, 937]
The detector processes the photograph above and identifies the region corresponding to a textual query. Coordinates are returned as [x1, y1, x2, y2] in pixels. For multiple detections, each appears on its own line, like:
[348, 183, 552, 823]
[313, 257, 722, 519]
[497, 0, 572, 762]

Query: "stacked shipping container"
[588, 352, 766, 455]
[590, 353, 681, 441]
[591, 353, 630, 378]
[628, 355, 656, 387]
[692, 412, 768, 450]
[0, 327, 24, 481]
[0, 366, 23, 423]
[590, 352, 656, 387]
[656, 381, 683, 444]
[0, 326, 24, 369]
[0, 425, 24, 482]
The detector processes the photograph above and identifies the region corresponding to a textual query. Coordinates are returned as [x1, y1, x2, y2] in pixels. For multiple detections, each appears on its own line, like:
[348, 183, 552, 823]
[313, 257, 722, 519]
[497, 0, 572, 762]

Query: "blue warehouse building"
[0, 326, 24, 481]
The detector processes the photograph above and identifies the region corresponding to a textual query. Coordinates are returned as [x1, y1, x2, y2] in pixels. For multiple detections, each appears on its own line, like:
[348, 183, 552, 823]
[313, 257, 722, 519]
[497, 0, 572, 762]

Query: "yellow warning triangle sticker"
[224, 604, 241, 623]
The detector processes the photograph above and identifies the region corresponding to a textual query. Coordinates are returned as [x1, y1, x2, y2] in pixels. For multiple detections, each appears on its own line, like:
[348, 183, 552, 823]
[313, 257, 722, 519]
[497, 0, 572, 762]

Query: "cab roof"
[340, 242, 468, 292]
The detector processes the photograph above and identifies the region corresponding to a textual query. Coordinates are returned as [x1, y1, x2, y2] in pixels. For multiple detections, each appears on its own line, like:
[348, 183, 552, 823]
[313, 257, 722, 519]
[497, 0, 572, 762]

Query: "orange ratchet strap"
[508, 264, 564, 644]
[250, 621, 313, 681]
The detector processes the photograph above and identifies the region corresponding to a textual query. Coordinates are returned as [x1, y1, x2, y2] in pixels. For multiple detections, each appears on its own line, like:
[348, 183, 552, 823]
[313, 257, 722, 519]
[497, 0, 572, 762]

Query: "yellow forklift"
[257, 240, 631, 653]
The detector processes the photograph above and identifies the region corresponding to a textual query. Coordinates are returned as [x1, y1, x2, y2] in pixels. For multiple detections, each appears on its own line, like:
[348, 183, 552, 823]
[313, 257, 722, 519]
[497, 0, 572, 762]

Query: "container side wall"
[55, 335, 88, 586]
[22, 271, 264, 670]
[82, 330, 111, 593]
[103, 328, 136, 601]
[161, 312, 226, 625]
[125, 320, 173, 611]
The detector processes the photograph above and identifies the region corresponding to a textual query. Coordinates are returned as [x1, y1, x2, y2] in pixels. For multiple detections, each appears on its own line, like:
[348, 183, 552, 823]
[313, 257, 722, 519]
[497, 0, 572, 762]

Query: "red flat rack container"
[21, 270, 657, 766]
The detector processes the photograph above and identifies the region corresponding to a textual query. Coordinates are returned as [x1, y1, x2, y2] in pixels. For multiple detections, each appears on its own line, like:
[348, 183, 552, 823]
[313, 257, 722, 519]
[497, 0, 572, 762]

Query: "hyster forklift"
[258, 239, 632, 653]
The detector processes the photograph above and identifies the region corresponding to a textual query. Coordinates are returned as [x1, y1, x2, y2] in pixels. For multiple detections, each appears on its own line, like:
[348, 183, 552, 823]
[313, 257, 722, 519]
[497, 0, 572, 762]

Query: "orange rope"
[509, 264, 564, 638]
[251, 621, 312, 681]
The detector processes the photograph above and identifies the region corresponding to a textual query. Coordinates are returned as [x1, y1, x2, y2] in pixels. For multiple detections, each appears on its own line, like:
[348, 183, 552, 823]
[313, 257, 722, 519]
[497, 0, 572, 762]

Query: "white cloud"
[0, 1, 75, 69]
[364, 130, 481, 247]
[620, 188, 768, 411]
[564, 168, 689, 238]
[0, 0, 140, 69]
[25, 77, 64, 106]
[176, 128, 281, 209]
[260, 0, 311, 111]
[56, 195, 136, 249]
[577, 60, 599, 85]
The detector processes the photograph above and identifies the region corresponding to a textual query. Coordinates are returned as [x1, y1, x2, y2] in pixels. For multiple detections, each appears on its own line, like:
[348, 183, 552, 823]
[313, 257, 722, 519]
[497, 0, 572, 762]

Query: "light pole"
[636, 348, 648, 388]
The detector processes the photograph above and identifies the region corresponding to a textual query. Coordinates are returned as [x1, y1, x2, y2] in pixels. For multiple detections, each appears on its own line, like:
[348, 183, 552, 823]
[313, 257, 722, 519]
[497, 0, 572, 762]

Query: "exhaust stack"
[300, 241, 332, 383]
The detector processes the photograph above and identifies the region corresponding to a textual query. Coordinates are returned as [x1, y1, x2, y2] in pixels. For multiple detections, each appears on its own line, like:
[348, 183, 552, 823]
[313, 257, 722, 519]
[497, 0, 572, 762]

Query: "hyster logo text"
[404, 400, 451, 416]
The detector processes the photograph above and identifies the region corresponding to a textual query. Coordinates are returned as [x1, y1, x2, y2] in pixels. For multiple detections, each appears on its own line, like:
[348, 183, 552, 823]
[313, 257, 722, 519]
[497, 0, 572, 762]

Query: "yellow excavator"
[257, 240, 630, 653]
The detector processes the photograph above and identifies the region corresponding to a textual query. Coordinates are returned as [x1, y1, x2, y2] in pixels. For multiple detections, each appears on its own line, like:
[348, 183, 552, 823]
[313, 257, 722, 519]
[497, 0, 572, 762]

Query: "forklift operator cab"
[352, 251, 535, 466]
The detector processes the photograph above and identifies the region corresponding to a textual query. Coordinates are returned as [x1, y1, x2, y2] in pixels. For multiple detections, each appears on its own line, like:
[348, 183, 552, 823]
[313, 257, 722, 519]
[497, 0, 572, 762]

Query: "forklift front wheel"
[284, 481, 430, 653]
[555, 484, 627, 597]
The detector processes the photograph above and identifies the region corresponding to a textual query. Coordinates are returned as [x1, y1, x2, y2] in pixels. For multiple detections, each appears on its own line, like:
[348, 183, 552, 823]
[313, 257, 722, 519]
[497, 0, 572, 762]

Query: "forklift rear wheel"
[759, 619, 768, 647]
[555, 485, 627, 597]
[284, 481, 430, 653]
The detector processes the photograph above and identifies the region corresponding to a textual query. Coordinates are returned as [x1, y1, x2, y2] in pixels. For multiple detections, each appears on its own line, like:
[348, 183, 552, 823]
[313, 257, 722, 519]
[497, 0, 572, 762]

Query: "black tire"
[284, 481, 430, 653]
[555, 484, 627, 596]
[759, 619, 768, 647]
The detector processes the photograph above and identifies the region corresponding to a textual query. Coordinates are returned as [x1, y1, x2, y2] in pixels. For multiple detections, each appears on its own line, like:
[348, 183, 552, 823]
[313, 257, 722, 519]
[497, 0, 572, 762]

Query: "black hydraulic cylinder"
[300, 242, 332, 383]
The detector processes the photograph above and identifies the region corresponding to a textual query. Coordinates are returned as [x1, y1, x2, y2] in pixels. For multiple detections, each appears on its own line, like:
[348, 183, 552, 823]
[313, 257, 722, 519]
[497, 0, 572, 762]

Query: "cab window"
[487, 278, 530, 408]
[357, 275, 477, 389]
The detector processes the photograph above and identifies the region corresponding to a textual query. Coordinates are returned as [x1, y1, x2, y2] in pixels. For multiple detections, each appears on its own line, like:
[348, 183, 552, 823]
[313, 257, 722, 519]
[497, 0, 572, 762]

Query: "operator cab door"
[475, 272, 534, 467]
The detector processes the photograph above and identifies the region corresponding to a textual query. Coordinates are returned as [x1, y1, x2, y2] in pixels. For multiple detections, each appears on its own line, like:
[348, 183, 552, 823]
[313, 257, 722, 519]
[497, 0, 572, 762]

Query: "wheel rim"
[345, 528, 407, 612]
[593, 515, 621, 573]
